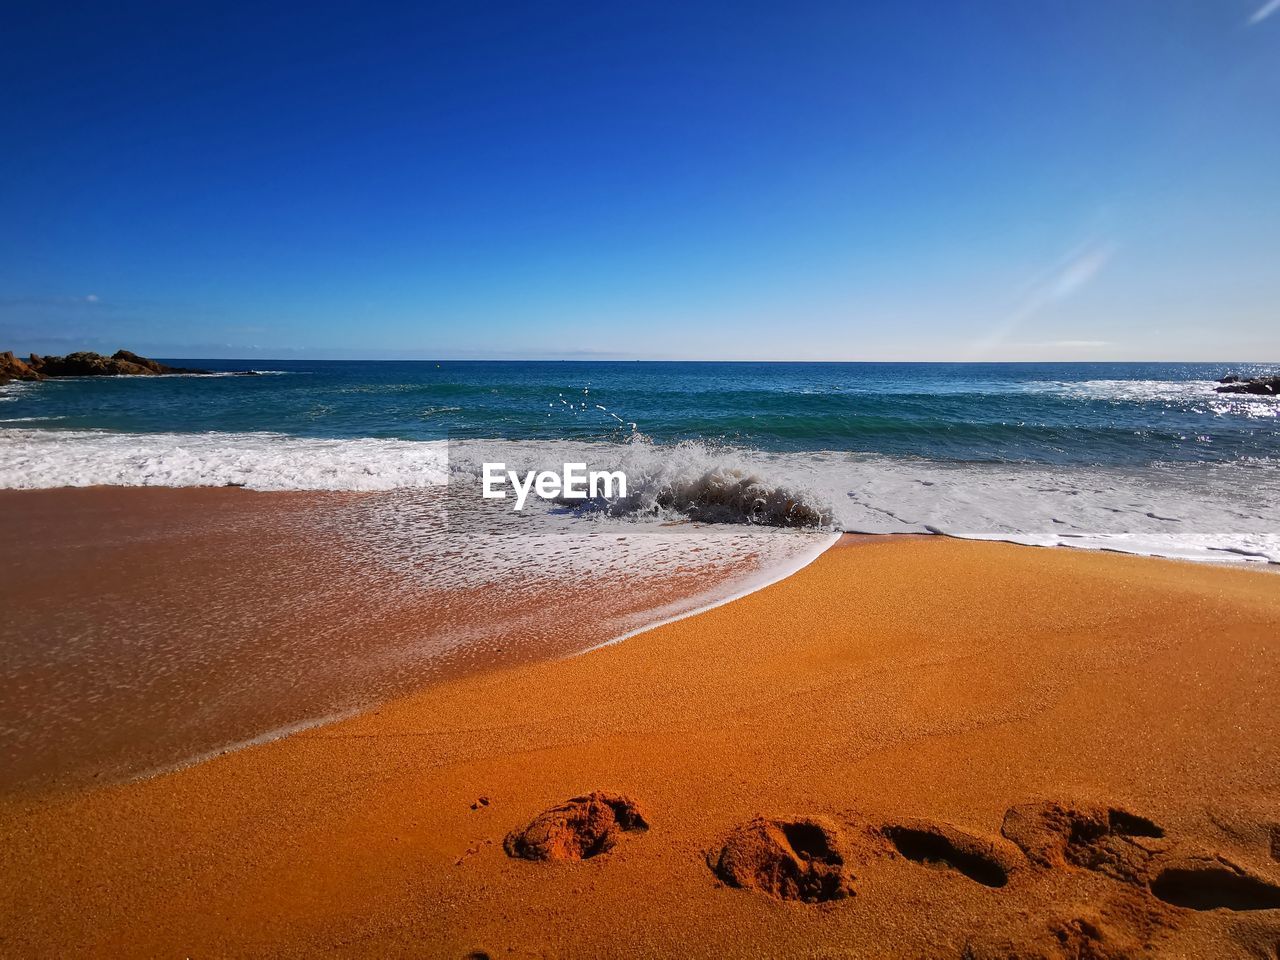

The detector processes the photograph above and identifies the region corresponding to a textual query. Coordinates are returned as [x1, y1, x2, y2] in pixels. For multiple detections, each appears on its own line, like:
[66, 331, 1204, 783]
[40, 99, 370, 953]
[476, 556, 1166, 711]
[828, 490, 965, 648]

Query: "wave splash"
[559, 439, 830, 527]
[446, 437, 1280, 563]
[1, 428, 1276, 564]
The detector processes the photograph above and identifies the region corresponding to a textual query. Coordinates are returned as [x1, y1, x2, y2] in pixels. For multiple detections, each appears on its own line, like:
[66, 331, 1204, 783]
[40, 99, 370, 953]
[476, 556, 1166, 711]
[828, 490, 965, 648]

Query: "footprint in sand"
[881, 818, 1019, 888]
[711, 816, 855, 903]
[1001, 800, 1166, 886]
[1002, 800, 1280, 913]
[1149, 856, 1280, 912]
[711, 815, 1017, 902]
[503, 792, 647, 862]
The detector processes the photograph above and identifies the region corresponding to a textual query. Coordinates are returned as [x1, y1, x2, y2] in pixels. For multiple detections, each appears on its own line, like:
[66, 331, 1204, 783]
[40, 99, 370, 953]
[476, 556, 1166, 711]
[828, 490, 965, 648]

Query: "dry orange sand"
[3, 536, 1280, 958]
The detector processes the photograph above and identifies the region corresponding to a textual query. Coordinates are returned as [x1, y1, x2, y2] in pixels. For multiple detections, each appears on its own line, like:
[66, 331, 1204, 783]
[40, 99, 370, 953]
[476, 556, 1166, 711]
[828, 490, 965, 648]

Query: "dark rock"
[13, 349, 210, 378]
[109, 350, 209, 375]
[0, 350, 47, 385]
[112, 349, 167, 373]
[1215, 376, 1280, 396]
[1218, 375, 1240, 384]
[31, 351, 128, 376]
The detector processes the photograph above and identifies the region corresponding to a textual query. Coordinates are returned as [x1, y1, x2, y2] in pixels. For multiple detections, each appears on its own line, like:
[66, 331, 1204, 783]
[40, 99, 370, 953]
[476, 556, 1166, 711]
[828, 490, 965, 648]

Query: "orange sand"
[3, 536, 1280, 958]
[0, 487, 766, 794]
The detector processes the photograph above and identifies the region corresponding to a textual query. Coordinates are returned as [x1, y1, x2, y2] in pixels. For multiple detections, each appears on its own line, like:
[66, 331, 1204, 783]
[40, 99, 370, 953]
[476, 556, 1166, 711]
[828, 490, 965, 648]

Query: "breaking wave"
[1, 428, 1276, 563]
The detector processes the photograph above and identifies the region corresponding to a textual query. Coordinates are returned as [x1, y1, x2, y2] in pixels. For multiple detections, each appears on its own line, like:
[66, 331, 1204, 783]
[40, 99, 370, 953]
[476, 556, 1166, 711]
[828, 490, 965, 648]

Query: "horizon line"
[149, 356, 1275, 365]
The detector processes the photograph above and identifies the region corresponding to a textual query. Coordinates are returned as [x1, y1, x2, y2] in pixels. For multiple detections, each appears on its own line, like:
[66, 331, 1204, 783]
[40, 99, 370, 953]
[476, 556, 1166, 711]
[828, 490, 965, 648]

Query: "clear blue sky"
[3, 1, 1278, 361]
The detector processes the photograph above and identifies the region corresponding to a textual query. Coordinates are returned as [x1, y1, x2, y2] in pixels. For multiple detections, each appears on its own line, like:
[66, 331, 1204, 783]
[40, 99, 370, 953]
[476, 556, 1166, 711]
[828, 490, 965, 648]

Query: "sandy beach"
[8, 1, 1280, 955]
[0, 487, 803, 795]
[3, 527, 1279, 958]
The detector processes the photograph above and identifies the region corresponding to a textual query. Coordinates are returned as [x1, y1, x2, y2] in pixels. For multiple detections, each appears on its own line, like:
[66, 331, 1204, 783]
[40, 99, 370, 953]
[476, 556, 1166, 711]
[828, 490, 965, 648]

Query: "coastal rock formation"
[503, 792, 647, 861]
[1215, 374, 1280, 395]
[17, 350, 210, 378]
[111, 349, 184, 374]
[0, 351, 47, 385]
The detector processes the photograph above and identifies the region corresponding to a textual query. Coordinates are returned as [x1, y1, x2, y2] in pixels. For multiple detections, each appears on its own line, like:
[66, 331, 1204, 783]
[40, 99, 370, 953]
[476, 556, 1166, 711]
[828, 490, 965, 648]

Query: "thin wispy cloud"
[1249, 0, 1280, 25]
[0, 293, 104, 308]
[1043, 245, 1112, 300]
[1032, 340, 1110, 349]
[966, 240, 1116, 359]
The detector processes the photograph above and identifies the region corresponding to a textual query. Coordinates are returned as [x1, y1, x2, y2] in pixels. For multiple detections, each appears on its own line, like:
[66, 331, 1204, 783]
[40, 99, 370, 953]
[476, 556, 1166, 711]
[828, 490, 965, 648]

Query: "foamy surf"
[0, 428, 449, 491]
[1, 428, 1276, 564]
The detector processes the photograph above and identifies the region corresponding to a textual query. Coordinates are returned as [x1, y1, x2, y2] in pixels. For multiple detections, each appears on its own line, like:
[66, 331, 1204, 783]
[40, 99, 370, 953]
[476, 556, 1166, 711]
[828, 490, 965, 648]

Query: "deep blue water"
[4, 360, 1278, 466]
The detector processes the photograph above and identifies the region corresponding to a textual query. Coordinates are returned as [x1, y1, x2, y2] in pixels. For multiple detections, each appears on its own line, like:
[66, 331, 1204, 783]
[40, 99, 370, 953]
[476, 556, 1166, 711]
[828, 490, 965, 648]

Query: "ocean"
[4, 358, 1279, 790]
[2, 360, 1278, 563]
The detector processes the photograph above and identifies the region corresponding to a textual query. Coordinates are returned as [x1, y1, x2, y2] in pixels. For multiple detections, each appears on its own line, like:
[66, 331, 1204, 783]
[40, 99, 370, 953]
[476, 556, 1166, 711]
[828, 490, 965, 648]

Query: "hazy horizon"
[123, 354, 1280, 365]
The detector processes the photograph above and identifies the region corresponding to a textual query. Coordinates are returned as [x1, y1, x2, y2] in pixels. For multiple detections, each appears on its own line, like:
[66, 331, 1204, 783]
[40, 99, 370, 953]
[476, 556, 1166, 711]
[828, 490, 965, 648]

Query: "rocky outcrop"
[1215, 375, 1280, 396]
[111, 349, 204, 374]
[18, 350, 210, 378]
[0, 351, 47, 385]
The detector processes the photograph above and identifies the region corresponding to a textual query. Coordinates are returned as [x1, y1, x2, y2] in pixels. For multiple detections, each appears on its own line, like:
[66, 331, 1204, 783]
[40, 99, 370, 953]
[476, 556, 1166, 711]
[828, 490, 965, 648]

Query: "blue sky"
[2, 1, 1278, 361]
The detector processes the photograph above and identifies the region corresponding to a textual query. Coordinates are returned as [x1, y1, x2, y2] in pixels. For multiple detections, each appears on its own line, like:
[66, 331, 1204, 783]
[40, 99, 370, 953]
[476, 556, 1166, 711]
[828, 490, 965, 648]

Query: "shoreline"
[4, 422, 1279, 566]
[3, 532, 1279, 957]
[0, 482, 1273, 795]
[0, 486, 831, 798]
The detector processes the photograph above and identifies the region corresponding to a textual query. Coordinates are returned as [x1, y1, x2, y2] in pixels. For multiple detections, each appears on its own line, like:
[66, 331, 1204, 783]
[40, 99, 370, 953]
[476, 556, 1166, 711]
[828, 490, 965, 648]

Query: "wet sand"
[2, 530, 1279, 957]
[0, 487, 798, 795]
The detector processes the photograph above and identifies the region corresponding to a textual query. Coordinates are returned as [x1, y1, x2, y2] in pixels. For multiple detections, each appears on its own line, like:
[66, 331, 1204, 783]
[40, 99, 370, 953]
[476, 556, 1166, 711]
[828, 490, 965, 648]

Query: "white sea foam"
[1018, 378, 1278, 419]
[0, 429, 448, 490]
[1, 428, 1276, 564]
[160, 369, 295, 377]
[445, 439, 1280, 564]
[0, 381, 34, 403]
[1020, 378, 1220, 400]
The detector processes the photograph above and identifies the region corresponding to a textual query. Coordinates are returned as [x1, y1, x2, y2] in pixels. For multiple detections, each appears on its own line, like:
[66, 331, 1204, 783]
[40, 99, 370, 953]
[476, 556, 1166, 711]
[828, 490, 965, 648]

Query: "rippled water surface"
[2, 361, 1277, 562]
[4, 360, 1277, 464]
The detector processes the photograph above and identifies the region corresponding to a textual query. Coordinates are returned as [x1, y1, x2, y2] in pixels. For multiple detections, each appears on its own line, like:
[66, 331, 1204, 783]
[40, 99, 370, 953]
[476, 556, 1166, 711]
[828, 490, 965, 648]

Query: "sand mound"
[1001, 801, 1165, 885]
[503, 792, 647, 861]
[711, 816, 853, 903]
[1045, 915, 1144, 960]
[963, 895, 1178, 960]
[882, 819, 1017, 888]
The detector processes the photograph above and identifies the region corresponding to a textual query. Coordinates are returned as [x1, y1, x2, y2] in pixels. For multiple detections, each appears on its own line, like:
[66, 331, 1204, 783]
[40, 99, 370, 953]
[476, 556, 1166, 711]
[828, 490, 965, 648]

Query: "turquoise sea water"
[2, 360, 1277, 562]
[3, 360, 1278, 465]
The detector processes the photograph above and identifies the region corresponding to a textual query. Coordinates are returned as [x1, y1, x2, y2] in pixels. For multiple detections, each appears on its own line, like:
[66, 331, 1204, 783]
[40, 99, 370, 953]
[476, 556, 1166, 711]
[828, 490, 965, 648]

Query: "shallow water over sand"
[0, 486, 830, 796]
